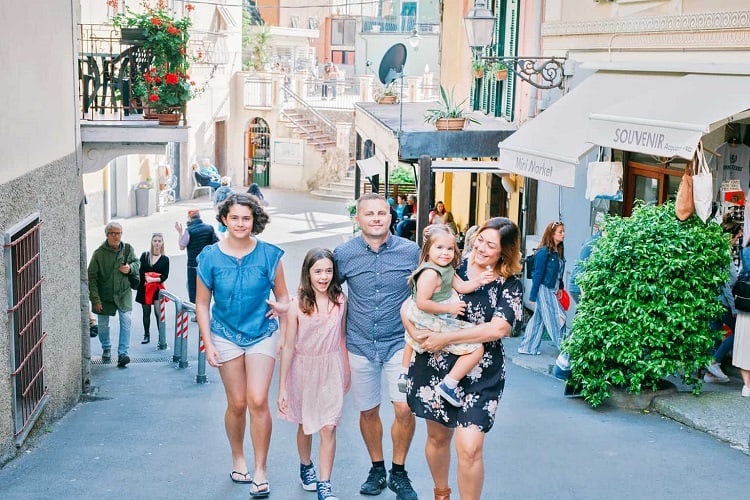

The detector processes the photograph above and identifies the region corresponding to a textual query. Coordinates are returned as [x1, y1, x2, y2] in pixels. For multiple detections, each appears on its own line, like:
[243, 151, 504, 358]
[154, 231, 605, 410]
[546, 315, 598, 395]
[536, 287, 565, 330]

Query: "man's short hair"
[104, 222, 122, 235]
[188, 209, 200, 219]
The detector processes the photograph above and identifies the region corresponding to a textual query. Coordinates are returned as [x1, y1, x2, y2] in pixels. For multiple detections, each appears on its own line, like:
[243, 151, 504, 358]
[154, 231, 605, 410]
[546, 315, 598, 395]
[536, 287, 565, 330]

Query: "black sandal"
[230, 471, 251, 484]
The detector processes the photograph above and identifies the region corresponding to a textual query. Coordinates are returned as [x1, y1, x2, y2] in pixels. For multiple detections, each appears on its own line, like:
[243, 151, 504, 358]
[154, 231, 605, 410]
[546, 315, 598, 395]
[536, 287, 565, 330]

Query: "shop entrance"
[621, 155, 687, 216]
[246, 118, 270, 187]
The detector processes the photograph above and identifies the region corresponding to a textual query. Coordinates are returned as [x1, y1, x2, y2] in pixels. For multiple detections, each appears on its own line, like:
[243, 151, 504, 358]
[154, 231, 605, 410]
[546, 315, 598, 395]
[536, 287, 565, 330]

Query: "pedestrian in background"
[732, 225, 750, 396]
[568, 224, 602, 304]
[196, 193, 290, 497]
[135, 233, 169, 345]
[518, 221, 567, 355]
[277, 248, 350, 500]
[214, 177, 234, 236]
[175, 208, 217, 314]
[333, 193, 420, 500]
[402, 217, 523, 500]
[88, 222, 140, 367]
[247, 183, 269, 206]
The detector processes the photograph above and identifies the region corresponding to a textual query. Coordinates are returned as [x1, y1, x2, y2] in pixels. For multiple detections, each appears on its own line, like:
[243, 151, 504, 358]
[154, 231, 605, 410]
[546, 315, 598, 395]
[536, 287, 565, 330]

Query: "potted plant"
[111, 0, 198, 122]
[139, 66, 203, 124]
[424, 86, 480, 131]
[374, 81, 399, 104]
[491, 61, 508, 81]
[471, 60, 485, 79]
[564, 202, 728, 407]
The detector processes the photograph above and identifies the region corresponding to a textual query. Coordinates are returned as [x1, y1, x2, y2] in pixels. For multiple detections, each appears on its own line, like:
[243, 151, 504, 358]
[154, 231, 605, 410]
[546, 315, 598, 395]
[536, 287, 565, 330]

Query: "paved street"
[0, 188, 748, 499]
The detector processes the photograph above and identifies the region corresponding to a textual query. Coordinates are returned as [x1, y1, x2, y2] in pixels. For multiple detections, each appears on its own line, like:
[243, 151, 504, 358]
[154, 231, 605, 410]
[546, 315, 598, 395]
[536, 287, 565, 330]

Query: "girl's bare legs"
[447, 346, 484, 381]
[318, 424, 337, 481]
[297, 424, 313, 464]
[217, 356, 250, 474]
[244, 353, 276, 484]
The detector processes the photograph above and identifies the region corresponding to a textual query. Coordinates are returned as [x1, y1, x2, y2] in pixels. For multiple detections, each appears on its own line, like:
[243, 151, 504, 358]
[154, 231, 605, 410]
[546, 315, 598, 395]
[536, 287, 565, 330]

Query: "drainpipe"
[526, 0, 543, 120]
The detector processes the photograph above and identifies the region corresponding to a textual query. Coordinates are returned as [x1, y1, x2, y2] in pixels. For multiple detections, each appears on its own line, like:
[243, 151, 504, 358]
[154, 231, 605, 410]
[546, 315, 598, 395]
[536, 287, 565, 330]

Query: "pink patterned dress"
[279, 296, 346, 435]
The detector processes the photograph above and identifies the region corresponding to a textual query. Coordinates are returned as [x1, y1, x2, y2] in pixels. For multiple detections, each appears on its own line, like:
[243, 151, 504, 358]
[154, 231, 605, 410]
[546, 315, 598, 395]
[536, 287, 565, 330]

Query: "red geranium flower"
[150, 16, 161, 25]
[186, 4, 194, 12]
[148, 94, 159, 102]
[164, 73, 179, 85]
[167, 25, 179, 35]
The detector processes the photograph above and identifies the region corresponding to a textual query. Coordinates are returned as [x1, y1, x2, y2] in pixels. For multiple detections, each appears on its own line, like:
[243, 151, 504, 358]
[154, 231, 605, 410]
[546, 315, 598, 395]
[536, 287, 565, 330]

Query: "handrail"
[282, 86, 337, 136]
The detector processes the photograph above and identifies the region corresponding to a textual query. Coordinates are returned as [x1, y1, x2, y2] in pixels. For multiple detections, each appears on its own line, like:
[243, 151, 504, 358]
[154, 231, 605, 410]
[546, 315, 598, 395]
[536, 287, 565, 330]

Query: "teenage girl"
[398, 224, 495, 407]
[196, 193, 289, 498]
[277, 248, 351, 500]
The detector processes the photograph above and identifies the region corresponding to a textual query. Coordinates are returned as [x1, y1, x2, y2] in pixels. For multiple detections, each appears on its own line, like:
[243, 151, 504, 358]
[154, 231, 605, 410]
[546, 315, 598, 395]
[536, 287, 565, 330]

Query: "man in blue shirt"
[334, 193, 420, 500]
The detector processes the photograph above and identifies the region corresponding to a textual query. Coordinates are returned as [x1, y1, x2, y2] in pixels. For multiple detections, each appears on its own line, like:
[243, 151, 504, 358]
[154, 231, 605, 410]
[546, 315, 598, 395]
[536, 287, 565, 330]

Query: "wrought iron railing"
[79, 24, 153, 121]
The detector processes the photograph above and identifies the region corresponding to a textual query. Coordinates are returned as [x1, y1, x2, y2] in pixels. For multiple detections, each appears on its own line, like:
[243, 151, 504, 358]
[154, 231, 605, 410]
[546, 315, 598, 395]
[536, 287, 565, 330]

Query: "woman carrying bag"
[518, 221, 567, 355]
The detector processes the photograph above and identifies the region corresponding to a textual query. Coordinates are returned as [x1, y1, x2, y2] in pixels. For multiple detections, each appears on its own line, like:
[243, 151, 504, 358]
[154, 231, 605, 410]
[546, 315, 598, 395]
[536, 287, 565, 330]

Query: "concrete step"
[309, 190, 352, 202]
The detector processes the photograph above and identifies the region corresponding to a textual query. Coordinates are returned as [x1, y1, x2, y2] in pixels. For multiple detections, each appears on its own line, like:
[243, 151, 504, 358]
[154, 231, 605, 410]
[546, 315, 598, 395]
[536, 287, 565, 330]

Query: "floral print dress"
[406, 258, 523, 432]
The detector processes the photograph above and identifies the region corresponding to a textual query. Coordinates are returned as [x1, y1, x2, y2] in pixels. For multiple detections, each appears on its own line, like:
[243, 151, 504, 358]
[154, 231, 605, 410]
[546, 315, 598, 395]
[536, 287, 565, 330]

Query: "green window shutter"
[501, 0, 519, 121]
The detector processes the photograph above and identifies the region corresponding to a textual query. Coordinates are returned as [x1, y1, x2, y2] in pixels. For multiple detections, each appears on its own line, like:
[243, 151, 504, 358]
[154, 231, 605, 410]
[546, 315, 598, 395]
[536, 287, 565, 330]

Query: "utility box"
[135, 187, 155, 216]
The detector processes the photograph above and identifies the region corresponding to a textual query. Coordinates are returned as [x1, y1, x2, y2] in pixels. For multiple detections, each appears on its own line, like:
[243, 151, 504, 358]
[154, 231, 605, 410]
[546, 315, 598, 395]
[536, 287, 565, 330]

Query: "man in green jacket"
[88, 222, 140, 367]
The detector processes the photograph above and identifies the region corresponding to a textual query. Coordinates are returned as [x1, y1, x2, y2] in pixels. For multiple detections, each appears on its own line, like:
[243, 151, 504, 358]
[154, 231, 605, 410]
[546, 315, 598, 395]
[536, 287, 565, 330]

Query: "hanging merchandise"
[675, 162, 695, 221]
[585, 149, 622, 201]
[693, 141, 714, 223]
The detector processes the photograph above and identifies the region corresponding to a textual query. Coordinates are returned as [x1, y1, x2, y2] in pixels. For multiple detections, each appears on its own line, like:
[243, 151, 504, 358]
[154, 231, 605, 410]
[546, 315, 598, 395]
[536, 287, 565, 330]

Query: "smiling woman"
[401, 217, 523, 500]
[195, 193, 289, 495]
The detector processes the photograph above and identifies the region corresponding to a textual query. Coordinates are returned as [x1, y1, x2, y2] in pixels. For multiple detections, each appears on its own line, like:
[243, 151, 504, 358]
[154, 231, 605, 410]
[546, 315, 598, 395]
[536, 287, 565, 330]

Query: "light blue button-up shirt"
[334, 234, 420, 363]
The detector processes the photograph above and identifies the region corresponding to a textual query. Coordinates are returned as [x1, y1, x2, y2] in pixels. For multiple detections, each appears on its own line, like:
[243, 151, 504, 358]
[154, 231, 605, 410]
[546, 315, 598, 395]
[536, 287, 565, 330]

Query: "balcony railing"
[78, 24, 153, 121]
[360, 16, 439, 34]
[243, 72, 439, 111]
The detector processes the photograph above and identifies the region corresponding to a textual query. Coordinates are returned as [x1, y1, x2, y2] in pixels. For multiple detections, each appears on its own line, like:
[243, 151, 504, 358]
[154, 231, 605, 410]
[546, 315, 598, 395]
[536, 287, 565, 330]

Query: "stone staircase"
[280, 110, 338, 152]
[280, 106, 357, 202]
[310, 172, 357, 202]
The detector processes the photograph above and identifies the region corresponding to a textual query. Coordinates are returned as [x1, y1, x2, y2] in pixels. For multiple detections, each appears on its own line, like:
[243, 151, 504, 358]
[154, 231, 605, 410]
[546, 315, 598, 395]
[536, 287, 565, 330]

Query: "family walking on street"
[107, 190, 525, 500]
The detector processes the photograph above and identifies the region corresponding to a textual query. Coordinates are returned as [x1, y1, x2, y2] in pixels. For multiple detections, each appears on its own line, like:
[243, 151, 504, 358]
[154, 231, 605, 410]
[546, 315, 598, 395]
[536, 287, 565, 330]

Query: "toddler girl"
[399, 224, 494, 406]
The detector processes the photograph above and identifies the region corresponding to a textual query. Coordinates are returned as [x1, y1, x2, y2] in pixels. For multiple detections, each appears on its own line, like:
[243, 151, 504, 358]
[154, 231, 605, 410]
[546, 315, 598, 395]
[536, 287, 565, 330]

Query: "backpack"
[525, 248, 540, 279]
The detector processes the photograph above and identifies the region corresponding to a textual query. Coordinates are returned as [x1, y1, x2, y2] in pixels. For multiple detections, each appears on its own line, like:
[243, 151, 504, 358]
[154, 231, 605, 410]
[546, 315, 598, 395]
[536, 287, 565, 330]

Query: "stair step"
[309, 190, 352, 202]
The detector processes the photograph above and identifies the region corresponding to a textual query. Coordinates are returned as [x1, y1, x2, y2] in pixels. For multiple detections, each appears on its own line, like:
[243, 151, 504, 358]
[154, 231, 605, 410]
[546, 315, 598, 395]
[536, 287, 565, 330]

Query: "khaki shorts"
[210, 332, 279, 363]
[348, 350, 406, 412]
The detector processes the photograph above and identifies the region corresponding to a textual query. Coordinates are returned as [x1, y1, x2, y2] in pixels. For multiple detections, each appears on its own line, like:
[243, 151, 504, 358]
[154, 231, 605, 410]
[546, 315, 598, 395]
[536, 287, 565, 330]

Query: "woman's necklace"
[150, 253, 161, 265]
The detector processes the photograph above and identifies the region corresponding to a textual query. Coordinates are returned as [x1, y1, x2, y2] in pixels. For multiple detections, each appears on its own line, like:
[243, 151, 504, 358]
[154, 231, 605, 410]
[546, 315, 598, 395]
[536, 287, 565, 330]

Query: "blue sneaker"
[300, 462, 318, 491]
[436, 382, 461, 407]
[317, 480, 338, 500]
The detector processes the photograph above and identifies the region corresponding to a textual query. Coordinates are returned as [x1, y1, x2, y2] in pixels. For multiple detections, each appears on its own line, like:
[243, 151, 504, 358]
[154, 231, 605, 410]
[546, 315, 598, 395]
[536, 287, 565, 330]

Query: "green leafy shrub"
[564, 202, 728, 407]
[389, 166, 415, 184]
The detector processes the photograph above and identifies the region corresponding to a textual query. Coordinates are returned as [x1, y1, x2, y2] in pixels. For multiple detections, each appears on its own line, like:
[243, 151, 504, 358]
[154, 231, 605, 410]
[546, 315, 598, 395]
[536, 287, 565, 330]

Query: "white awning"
[588, 73, 750, 159]
[431, 160, 508, 174]
[498, 72, 683, 188]
[356, 156, 384, 178]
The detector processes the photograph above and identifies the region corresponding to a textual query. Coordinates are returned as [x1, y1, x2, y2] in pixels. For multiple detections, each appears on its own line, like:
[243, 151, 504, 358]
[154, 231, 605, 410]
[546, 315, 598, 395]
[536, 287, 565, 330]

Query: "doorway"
[622, 158, 686, 216]
[246, 118, 270, 187]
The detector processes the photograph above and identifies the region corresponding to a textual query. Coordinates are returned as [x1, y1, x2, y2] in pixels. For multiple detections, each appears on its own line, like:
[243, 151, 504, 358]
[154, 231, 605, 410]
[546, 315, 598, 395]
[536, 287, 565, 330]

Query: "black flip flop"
[230, 471, 252, 484]
[249, 480, 270, 498]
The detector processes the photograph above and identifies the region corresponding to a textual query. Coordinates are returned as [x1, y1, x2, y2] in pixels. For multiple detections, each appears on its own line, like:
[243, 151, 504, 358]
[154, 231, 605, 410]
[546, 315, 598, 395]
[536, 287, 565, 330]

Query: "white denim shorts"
[210, 332, 279, 363]
[348, 350, 406, 411]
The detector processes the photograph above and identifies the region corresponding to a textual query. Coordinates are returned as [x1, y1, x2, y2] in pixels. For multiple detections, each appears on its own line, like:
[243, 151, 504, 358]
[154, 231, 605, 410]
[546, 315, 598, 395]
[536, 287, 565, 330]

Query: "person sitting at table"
[396, 194, 417, 239]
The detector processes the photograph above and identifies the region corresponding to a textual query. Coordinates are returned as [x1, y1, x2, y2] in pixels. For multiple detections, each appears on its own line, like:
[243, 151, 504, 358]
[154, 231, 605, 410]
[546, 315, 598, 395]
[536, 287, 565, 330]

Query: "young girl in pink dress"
[277, 248, 351, 500]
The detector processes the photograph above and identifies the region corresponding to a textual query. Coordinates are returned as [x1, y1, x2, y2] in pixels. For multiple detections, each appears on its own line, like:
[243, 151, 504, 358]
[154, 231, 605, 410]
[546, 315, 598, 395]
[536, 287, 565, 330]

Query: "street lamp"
[407, 28, 421, 49]
[463, 0, 566, 90]
[463, 0, 495, 50]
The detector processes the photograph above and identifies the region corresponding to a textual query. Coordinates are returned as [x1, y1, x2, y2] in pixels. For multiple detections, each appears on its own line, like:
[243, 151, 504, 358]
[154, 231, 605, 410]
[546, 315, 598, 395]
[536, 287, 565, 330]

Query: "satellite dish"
[378, 43, 407, 85]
